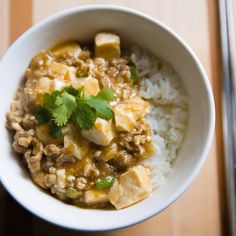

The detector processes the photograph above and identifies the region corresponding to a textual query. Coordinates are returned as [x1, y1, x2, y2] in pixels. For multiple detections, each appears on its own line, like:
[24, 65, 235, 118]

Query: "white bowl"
[0, 5, 215, 231]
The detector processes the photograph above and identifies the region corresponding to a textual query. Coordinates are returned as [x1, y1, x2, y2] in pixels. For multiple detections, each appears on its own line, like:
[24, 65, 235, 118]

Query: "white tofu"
[95, 33, 120, 59]
[72, 77, 100, 96]
[38, 77, 51, 92]
[102, 143, 118, 162]
[51, 42, 81, 59]
[81, 118, 115, 146]
[63, 126, 90, 160]
[108, 165, 152, 209]
[114, 96, 149, 131]
[47, 61, 69, 79]
[53, 79, 66, 91]
[84, 189, 109, 204]
[114, 104, 137, 131]
[128, 96, 150, 119]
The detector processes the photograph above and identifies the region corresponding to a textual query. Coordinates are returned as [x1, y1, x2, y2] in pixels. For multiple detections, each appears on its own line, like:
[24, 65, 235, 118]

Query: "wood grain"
[0, 0, 225, 235]
[9, 0, 32, 44]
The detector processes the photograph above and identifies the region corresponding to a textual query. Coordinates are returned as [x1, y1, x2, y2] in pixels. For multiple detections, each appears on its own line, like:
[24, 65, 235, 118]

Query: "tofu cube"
[72, 77, 100, 96]
[114, 96, 149, 131]
[84, 189, 109, 204]
[128, 96, 149, 119]
[81, 118, 115, 146]
[102, 143, 118, 162]
[51, 42, 81, 59]
[95, 33, 120, 59]
[38, 77, 51, 92]
[48, 61, 69, 79]
[63, 126, 90, 160]
[53, 79, 66, 91]
[108, 165, 152, 209]
[114, 104, 137, 131]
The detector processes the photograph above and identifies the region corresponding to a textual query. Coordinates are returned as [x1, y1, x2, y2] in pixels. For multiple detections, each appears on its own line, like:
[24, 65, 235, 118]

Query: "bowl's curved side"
[0, 5, 215, 231]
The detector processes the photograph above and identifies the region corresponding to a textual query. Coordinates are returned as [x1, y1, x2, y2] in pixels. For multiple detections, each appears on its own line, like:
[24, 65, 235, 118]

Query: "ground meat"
[76, 59, 90, 77]
[109, 120, 153, 170]
[55, 152, 76, 166]
[52, 187, 66, 201]
[22, 114, 38, 129]
[91, 56, 131, 98]
[12, 129, 35, 153]
[79, 48, 91, 61]
[119, 119, 152, 157]
[24, 139, 43, 174]
[44, 144, 61, 157]
[66, 175, 76, 187]
[83, 162, 100, 178]
[112, 150, 135, 169]
[6, 88, 25, 130]
[49, 167, 57, 174]
[42, 159, 54, 172]
[75, 177, 87, 190]
[32, 172, 47, 188]
[44, 173, 57, 187]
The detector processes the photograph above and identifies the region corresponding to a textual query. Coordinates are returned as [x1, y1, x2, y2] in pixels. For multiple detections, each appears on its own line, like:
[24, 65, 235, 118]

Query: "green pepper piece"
[96, 176, 114, 189]
[130, 66, 140, 85]
[66, 187, 80, 200]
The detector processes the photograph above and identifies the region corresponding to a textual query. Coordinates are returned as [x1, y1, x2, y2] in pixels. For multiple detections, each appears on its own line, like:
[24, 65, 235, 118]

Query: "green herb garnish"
[49, 121, 62, 138]
[96, 176, 115, 189]
[96, 88, 115, 101]
[130, 66, 140, 85]
[34, 105, 50, 124]
[34, 86, 115, 137]
[73, 101, 97, 130]
[53, 91, 77, 126]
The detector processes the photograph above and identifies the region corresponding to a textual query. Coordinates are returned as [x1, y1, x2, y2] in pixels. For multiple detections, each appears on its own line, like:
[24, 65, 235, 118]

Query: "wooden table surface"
[0, 0, 226, 235]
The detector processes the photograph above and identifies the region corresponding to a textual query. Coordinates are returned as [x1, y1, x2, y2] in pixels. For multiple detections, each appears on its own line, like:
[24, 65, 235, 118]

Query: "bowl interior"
[0, 6, 214, 231]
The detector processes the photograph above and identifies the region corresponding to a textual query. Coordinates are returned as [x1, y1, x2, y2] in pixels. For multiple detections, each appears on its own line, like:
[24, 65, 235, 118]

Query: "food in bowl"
[6, 32, 188, 209]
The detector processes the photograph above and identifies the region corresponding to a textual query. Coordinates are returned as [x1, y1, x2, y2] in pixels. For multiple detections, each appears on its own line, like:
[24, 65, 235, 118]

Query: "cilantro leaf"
[130, 66, 140, 85]
[49, 122, 62, 138]
[85, 97, 114, 120]
[53, 91, 77, 126]
[73, 101, 96, 130]
[63, 86, 78, 96]
[96, 88, 114, 101]
[43, 91, 60, 112]
[35, 83, 114, 134]
[34, 105, 50, 124]
[77, 86, 85, 98]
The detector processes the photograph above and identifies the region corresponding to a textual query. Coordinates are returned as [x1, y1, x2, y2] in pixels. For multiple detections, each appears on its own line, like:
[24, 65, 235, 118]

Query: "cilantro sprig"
[35, 86, 114, 137]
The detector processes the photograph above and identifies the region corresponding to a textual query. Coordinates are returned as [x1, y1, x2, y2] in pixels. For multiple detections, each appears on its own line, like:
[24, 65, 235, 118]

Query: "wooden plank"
[9, 0, 32, 43]
[0, 0, 224, 235]
[31, 0, 223, 235]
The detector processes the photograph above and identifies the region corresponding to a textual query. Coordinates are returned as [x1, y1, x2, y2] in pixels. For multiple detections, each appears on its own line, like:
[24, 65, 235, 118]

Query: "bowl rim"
[0, 4, 215, 231]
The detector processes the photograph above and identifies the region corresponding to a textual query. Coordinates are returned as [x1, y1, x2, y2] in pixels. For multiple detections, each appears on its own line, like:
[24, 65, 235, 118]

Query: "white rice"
[131, 47, 188, 189]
